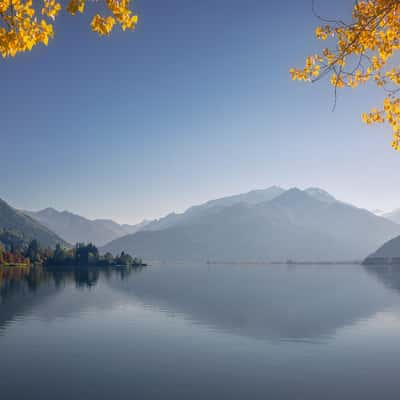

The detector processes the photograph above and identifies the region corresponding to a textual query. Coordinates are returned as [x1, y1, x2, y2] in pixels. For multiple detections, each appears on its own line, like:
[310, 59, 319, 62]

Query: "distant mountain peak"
[305, 187, 337, 203]
[24, 207, 151, 246]
[142, 186, 286, 232]
[101, 186, 400, 262]
[39, 207, 59, 214]
[270, 187, 313, 204]
[286, 187, 303, 194]
[0, 198, 66, 248]
[256, 185, 284, 193]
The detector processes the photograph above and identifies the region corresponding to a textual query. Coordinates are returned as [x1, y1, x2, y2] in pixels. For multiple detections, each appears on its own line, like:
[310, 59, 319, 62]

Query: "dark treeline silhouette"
[47, 243, 145, 267]
[0, 239, 145, 268]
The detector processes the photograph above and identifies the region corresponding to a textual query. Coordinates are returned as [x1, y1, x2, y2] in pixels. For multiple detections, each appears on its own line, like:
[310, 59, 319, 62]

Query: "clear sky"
[1, 0, 399, 223]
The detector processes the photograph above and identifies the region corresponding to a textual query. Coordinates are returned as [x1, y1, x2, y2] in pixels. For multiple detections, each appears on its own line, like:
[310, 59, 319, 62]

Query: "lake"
[1, 263, 400, 399]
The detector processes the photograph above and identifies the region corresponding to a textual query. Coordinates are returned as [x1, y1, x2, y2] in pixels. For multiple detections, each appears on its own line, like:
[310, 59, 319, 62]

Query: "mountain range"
[0, 198, 66, 248]
[101, 187, 400, 262]
[2, 186, 400, 263]
[141, 186, 286, 232]
[24, 208, 149, 247]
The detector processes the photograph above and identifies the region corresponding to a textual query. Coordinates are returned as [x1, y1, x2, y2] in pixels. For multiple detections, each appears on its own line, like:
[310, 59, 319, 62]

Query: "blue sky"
[1, 0, 399, 223]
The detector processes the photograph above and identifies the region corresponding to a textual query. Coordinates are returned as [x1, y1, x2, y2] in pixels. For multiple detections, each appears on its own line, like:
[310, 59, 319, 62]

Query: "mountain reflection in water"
[2, 264, 400, 400]
[1, 263, 400, 341]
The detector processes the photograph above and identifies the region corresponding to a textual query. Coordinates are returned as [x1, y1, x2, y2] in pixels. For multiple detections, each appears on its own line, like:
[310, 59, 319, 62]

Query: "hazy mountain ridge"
[19, 186, 349, 249]
[141, 186, 286, 232]
[303, 187, 337, 203]
[382, 209, 400, 224]
[101, 187, 400, 262]
[0, 199, 66, 248]
[364, 234, 400, 261]
[24, 208, 149, 247]
[10, 186, 400, 261]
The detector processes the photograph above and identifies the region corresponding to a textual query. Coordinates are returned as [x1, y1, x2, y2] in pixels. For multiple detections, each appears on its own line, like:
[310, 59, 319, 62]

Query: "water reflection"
[2, 264, 400, 400]
[0, 265, 144, 332]
[1, 264, 400, 342]
[364, 264, 400, 293]
[106, 264, 400, 341]
[0, 265, 144, 299]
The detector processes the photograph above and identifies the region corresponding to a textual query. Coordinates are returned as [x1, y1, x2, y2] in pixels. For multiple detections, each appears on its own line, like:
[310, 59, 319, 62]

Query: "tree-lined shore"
[0, 240, 145, 268]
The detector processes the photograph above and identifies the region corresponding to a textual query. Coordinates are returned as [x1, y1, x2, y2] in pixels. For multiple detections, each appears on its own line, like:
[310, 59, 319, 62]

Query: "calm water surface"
[1, 263, 400, 399]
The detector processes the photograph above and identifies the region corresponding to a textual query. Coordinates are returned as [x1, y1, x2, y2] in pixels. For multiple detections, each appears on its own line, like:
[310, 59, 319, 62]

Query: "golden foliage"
[0, 0, 138, 58]
[291, 0, 400, 151]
